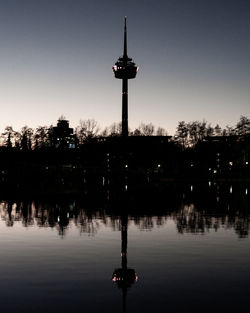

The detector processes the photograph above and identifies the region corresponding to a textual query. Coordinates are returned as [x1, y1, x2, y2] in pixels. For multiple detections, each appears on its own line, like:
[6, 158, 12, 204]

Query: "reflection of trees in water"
[0, 199, 249, 238]
[173, 204, 250, 238]
[133, 215, 168, 231]
[0, 201, 35, 228]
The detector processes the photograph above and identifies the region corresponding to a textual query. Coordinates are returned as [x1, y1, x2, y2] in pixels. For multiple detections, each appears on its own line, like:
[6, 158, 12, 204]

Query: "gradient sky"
[0, 0, 249, 135]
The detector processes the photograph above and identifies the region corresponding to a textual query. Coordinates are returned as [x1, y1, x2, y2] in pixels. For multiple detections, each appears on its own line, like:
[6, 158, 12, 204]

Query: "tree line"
[175, 115, 250, 148]
[0, 115, 249, 150]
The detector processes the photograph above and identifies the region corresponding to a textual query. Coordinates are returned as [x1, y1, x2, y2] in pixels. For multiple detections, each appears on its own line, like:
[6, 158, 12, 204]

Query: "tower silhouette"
[112, 212, 138, 313]
[113, 17, 138, 137]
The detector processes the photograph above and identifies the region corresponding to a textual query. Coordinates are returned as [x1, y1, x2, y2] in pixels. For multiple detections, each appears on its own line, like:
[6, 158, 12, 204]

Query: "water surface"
[0, 183, 249, 313]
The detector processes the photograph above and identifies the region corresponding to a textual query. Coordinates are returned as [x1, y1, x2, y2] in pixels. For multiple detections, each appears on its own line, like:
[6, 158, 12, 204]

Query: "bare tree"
[100, 127, 109, 137]
[156, 127, 167, 136]
[139, 123, 155, 136]
[75, 119, 100, 143]
[108, 122, 122, 137]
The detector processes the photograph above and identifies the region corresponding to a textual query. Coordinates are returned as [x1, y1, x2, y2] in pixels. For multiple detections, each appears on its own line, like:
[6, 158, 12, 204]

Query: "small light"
[67, 213, 69, 218]
[229, 161, 233, 166]
[125, 164, 128, 168]
[213, 170, 217, 174]
[57, 217, 60, 222]
[190, 185, 193, 192]
[230, 186, 233, 194]
[125, 185, 128, 191]
[246, 188, 248, 195]
[208, 181, 211, 187]
[190, 164, 194, 167]
[246, 162, 248, 165]
[209, 168, 211, 171]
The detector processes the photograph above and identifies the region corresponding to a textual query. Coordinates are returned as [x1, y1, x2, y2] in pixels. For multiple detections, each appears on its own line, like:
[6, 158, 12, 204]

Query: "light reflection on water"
[0, 183, 249, 313]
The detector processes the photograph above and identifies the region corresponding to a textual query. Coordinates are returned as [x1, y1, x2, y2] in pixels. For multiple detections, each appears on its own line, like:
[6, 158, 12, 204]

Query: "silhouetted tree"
[175, 121, 189, 148]
[189, 121, 204, 146]
[131, 128, 142, 136]
[225, 125, 235, 136]
[100, 127, 109, 137]
[2, 126, 15, 148]
[34, 126, 48, 149]
[156, 126, 167, 136]
[20, 126, 33, 150]
[108, 122, 122, 137]
[214, 124, 222, 136]
[206, 124, 214, 137]
[197, 120, 207, 141]
[235, 115, 250, 136]
[75, 119, 100, 144]
[139, 123, 155, 136]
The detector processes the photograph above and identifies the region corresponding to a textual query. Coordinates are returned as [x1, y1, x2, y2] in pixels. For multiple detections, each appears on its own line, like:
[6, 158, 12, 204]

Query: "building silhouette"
[51, 118, 76, 148]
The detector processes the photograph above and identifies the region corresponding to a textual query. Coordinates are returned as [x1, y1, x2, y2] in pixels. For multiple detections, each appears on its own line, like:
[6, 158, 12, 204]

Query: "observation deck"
[113, 57, 138, 79]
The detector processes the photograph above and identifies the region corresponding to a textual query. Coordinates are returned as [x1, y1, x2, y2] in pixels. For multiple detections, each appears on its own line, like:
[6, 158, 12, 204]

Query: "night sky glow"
[0, 0, 249, 135]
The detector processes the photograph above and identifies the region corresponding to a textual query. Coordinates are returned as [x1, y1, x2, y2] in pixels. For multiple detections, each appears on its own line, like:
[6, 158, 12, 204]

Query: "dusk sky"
[0, 0, 249, 135]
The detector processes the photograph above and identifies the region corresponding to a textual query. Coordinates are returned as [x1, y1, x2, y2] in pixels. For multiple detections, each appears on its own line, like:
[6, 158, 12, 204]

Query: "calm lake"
[0, 182, 249, 313]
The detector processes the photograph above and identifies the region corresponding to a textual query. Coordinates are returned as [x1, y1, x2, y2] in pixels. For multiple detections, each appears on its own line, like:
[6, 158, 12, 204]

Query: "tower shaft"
[122, 78, 128, 137]
[121, 214, 128, 269]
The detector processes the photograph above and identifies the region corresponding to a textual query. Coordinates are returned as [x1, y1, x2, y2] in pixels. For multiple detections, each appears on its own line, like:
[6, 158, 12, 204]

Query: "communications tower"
[113, 17, 138, 137]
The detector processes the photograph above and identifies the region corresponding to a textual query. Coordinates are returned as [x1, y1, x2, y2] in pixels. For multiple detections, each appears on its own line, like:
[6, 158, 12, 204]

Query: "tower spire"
[123, 16, 127, 59]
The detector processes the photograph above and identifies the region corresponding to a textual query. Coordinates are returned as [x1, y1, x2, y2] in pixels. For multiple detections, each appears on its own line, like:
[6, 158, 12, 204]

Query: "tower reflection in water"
[112, 211, 138, 312]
